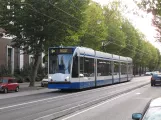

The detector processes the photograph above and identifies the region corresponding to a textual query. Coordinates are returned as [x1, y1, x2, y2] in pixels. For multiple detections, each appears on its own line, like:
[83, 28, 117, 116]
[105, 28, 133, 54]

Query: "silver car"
[41, 76, 48, 87]
[132, 97, 161, 120]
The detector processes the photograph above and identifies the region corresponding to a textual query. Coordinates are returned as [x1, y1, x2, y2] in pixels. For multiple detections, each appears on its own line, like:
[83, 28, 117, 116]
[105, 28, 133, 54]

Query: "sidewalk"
[133, 74, 145, 77]
[0, 88, 54, 100]
[19, 82, 45, 91]
[0, 82, 53, 100]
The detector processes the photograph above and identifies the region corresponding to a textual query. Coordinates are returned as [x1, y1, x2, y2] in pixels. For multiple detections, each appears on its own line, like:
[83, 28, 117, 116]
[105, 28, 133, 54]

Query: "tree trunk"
[139, 65, 141, 76]
[29, 55, 41, 87]
[133, 64, 136, 76]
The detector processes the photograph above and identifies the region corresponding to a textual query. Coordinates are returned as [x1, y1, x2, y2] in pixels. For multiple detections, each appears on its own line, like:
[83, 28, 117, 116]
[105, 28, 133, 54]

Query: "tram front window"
[49, 54, 72, 74]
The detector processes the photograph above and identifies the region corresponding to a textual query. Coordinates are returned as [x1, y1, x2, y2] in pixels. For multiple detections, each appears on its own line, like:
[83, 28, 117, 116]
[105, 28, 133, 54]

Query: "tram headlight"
[65, 76, 69, 81]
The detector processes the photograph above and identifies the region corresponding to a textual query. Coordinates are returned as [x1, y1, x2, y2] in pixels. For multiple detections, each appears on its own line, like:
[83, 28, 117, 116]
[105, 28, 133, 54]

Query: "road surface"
[0, 76, 152, 120]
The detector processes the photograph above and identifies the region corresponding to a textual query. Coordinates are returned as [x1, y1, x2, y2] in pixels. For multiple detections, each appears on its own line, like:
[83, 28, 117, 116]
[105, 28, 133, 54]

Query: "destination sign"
[49, 48, 73, 55]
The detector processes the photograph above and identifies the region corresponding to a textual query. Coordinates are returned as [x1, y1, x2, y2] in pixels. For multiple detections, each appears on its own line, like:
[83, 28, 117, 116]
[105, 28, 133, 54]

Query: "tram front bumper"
[48, 82, 80, 89]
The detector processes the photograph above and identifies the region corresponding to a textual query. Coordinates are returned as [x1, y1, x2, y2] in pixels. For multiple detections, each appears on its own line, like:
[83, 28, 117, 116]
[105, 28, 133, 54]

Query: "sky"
[93, 0, 161, 52]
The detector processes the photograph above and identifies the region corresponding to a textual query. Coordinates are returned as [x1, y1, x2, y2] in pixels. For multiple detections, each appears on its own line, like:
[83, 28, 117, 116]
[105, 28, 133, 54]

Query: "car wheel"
[15, 87, 19, 92]
[151, 82, 153, 86]
[3, 88, 8, 94]
[154, 82, 156, 86]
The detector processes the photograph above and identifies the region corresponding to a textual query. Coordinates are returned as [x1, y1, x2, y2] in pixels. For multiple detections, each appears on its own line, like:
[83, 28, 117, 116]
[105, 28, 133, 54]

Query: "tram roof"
[77, 47, 95, 58]
[77, 47, 132, 62]
[95, 51, 113, 60]
[127, 57, 132, 62]
[49, 46, 132, 61]
[119, 56, 128, 62]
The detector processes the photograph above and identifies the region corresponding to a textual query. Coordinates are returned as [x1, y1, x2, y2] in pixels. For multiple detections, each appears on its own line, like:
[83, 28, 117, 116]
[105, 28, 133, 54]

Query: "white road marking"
[0, 88, 113, 110]
[35, 85, 147, 120]
[61, 93, 135, 120]
[136, 92, 141, 95]
[0, 79, 148, 111]
[0, 85, 126, 110]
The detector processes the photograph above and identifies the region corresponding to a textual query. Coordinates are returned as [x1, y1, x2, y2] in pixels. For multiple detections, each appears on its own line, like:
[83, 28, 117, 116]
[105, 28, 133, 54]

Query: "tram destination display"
[49, 48, 73, 55]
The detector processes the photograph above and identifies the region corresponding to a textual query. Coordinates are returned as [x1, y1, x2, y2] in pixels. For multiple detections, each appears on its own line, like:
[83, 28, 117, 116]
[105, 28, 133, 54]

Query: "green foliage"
[103, 2, 126, 54]
[0, 0, 160, 79]
[135, 0, 161, 42]
[14, 64, 47, 82]
[0, 0, 89, 86]
[0, 65, 12, 77]
[120, 19, 138, 57]
[79, 1, 108, 50]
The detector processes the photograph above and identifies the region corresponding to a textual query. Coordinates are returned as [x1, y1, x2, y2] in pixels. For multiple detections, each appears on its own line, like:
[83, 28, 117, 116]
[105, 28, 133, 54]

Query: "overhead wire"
[2, 1, 158, 59]
[56, 0, 156, 57]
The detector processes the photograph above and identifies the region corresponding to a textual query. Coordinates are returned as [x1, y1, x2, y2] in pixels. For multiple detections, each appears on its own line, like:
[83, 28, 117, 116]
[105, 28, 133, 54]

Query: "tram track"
[0, 76, 147, 108]
[0, 77, 150, 120]
[34, 81, 149, 120]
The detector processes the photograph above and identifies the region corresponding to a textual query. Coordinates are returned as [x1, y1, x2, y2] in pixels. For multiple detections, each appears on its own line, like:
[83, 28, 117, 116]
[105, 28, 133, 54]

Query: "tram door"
[79, 56, 95, 89]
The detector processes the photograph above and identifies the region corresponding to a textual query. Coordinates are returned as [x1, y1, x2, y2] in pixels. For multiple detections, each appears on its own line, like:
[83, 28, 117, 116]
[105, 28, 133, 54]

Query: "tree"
[135, 0, 161, 41]
[79, 1, 108, 50]
[0, 0, 89, 86]
[120, 19, 138, 58]
[103, 1, 126, 54]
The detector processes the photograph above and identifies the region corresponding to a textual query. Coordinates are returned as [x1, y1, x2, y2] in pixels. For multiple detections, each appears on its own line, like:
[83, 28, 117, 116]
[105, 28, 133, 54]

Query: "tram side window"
[97, 60, 111, 76]
[84, 58, 94, 77]
[128, 63, 133, 74]
[127, 63, 130, 74]
[114, 62, 119, 75]
[121, 63, 127, 75]
[80, 57, 84, 75]
[72, 54, 78, 78]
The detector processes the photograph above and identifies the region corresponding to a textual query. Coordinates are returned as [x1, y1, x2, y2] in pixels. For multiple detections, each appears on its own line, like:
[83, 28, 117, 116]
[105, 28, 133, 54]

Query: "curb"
[35, 82, 149, 120]
[19, 86, 46, 92]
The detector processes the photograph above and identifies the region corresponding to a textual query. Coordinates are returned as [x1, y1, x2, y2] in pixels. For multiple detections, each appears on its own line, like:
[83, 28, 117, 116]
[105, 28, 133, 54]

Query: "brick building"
[0, 28, 45, 74]
[0, 37, 31, 74]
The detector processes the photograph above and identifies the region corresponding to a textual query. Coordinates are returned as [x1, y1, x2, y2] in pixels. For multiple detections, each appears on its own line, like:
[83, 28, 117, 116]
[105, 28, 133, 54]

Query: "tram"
[48, 46, 133, 89]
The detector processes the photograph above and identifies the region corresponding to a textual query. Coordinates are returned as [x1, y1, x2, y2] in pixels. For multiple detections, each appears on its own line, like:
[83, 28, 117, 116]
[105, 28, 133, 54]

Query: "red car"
[0, 77, 19, 93]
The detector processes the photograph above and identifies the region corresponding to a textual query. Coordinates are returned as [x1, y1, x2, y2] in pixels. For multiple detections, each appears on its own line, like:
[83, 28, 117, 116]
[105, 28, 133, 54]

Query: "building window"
[7, 46, 14, 74]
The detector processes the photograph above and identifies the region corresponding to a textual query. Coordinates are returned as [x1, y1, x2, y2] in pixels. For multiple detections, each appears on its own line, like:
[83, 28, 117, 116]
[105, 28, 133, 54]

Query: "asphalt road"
[0, 76, 151, 120]
[59, 81, 161, 120]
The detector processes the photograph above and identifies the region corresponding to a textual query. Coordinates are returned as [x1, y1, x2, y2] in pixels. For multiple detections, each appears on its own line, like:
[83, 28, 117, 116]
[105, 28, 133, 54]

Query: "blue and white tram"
[48, 46, 133, 89]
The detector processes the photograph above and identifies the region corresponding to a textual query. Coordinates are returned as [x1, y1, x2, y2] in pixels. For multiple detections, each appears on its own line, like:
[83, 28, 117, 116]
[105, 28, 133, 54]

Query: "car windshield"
[0, 79, 8, 83]
[143, 107, 161, 120]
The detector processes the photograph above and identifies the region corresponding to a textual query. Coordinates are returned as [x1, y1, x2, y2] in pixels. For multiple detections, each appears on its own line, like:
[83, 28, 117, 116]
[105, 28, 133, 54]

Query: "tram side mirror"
[79, 74, 84, 78]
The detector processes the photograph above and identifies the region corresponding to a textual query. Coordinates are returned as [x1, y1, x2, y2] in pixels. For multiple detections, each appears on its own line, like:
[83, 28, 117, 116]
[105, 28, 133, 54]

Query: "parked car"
[41, 76, 48, 87]
[132, 97, 161, 120]
[151, 73, 161, 86]
[0, 77, 19, 93]
[144, 72, 153, 76]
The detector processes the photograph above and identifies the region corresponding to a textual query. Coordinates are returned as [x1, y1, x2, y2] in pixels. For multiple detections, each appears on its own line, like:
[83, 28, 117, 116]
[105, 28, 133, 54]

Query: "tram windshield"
[49, 54, 72, 74]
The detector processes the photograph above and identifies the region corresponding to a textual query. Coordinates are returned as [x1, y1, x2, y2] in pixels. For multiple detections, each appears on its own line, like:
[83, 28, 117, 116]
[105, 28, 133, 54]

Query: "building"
[0, 37, 31, 74]
[0, 28, 46, 74]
